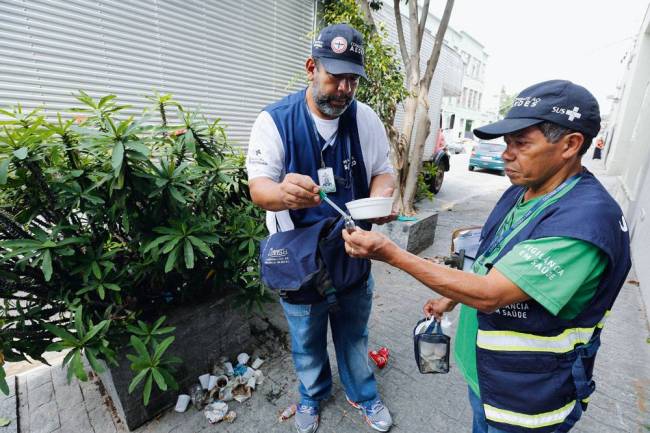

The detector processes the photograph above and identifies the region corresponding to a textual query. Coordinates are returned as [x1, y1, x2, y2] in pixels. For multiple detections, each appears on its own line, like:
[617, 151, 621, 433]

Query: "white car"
[446, 140, 465, 154]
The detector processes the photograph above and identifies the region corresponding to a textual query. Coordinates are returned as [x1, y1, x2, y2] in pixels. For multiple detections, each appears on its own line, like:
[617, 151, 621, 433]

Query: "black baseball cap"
[312, 24, 367, 79]
[474, 80, 601, 140]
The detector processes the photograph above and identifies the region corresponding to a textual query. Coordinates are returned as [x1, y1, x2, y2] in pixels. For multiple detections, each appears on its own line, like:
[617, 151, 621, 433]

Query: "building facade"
[0, 0, 315, 146]
[600, 4, 650, 312]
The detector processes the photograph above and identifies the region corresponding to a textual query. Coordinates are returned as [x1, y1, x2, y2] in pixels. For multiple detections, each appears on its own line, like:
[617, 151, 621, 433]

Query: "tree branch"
[422, 0, 454, 87]
[408, 0, 419, 58]
[393, 0, 410, 72]
[416, 0, 430, 53]
[356, 0, 377, 32]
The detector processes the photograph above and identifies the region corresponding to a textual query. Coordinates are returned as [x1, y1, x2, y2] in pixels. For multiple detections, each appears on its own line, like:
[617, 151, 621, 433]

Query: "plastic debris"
[189, 383, 207, 410]
[368, 346, 390, 369]
[254, 369, 265, 385]
[232, 383, 252, 403]
[224, 361, 235, 376]
[233, 364, 248, 376]
[251, 357, 265, 369]
[174, 394, 191, 413]
[237, 352, 250, 365]
[279, 404, 297, 422]
[204, 401, 229, 424]
[223, 410, 237, 423]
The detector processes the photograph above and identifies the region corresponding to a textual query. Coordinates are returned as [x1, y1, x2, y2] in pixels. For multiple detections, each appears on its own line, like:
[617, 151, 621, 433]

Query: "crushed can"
[413, 317, 450, 374]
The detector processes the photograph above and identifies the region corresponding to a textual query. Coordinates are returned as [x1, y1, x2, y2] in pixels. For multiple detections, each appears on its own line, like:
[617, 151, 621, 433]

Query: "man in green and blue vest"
[342, 80, 631, 433]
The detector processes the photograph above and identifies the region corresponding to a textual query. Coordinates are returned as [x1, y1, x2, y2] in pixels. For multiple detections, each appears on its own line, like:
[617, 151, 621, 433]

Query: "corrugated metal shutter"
[373, 5, 462, 160]
[0, 0, 315, 147]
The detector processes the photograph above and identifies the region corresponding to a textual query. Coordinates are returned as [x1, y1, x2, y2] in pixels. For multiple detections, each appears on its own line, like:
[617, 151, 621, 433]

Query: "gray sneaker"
[295, 404, 319, 433]
[346, 396, 393, 432]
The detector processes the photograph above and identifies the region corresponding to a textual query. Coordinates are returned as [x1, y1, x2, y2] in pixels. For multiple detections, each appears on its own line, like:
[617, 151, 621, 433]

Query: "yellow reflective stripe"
[484, 401, 576, 429]
[581, 398, 590, 404]
[477, 315, 608, 353]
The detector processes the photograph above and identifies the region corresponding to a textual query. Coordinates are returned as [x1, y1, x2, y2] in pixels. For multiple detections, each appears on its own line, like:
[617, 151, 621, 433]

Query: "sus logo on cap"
[474, 80, 601, 140]
[312, 23, 367, 79]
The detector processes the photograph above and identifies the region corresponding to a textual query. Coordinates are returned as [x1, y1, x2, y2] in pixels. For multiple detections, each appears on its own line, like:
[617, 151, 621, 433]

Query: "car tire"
[469, 165, 475, 171]
[430, 166, 444, 194]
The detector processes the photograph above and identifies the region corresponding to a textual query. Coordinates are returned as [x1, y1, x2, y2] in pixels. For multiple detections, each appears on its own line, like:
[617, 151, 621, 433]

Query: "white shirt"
[246, 100, 393, 233]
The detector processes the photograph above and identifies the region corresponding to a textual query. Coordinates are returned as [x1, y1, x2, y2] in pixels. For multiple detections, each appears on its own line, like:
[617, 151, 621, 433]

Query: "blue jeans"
[468, 386, 509, 433]
[280, 276, 377, 409]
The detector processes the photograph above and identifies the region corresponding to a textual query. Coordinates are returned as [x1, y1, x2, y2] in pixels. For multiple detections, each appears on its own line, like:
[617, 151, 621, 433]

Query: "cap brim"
[473, 118, 544, 140]
[319, 57, 367, 79]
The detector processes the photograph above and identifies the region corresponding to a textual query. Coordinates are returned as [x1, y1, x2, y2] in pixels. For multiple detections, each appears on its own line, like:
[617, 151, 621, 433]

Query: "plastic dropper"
[319, 191, 356, 232]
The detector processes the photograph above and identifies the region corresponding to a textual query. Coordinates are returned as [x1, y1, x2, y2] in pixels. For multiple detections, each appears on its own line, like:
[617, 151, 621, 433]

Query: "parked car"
[427, 129, 450, 194]
[447, 140, 465, 154]
[469, 138, 506, 176]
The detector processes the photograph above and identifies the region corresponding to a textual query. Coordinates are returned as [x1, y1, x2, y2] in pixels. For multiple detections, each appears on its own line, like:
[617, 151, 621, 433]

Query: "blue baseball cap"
[312, 24, 367, 79]
[474, 80, 601, 140]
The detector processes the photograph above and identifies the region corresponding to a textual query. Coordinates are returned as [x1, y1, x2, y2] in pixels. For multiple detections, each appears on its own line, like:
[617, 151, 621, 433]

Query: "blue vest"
[474, 170, 631, 433]
[264, 89, 371, 303]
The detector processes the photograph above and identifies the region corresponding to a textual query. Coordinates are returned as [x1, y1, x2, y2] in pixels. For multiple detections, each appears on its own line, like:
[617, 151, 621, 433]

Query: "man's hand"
[279, 173, 321, 209]
[341, 227, 396, 262]
[368, 186, 398, 225]
[423, 297, 458, 321]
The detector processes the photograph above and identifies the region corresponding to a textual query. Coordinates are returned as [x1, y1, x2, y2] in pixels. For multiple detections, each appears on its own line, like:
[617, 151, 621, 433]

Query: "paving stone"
[29, 400, 60, 433]
[52, 379, 84, 411]
[58, 405, 93, 433]
[28, 380, 54, 410]
[88, 405, 118, 433]
[26, 366, 52, 392]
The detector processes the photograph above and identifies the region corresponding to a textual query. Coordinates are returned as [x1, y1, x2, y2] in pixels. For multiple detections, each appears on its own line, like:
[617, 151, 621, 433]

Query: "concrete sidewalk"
[7, 164, 650, 433]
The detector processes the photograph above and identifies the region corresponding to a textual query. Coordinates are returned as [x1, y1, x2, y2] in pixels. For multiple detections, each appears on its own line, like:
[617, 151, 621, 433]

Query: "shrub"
[0, 92, 268, 403]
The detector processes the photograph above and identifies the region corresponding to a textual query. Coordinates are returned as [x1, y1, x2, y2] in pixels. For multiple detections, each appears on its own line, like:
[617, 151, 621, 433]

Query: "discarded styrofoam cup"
[246, 376, 256, 390]
[207, 375, 218, 391]
[216, 375, 229, 389]
[237, 352, 250, 365]
[251, 357, 264, 369]
[254, 369, 265, 385]
[224, 361, 235, 376]
[242, 366, 255, 380]
[175, 394, 191, 412]
[199, 373, 210, 390]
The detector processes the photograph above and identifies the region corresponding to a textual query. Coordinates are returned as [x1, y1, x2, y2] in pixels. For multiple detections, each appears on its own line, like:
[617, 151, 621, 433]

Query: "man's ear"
[561, 132, 584, 159]
[306, 57, 316, 81]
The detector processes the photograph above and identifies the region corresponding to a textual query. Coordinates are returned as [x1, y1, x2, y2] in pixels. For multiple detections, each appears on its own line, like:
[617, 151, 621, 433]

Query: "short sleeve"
[356, 103, 394, 178]
[494, 237, 607, 316]
[246, 111, 285, 182]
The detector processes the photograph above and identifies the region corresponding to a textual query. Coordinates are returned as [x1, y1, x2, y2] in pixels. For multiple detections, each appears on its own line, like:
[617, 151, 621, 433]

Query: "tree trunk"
[392, 0, 454, 215]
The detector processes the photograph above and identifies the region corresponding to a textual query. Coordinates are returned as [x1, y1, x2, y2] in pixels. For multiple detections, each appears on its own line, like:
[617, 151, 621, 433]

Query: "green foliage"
[321, 0, 408, 127]
[0, 92, 266, 403]
[126, 335, 180, 406]
[416, 161, 438, 202]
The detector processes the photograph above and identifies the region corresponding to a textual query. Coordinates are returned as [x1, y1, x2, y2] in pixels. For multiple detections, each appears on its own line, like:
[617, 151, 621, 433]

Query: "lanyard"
[305, 97, 354, 189]
[481, 173, 582, 259]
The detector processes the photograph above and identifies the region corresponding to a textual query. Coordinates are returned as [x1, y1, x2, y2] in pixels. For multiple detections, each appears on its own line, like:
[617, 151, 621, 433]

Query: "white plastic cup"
[207, 375, 218, 391]
[175, 394, 191, 412]
[224, 361, 235, 376]
[345, 197, 393, 220]
[237, 352, 250, 365]
[198, 373, 210, 390]
[251, 357, 264, 369]
[246, 376, 256, 390]
[242, 367, 254, 380]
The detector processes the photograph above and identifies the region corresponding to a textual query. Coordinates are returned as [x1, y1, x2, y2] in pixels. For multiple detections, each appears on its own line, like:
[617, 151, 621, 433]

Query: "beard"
[311, 77, 353, 118]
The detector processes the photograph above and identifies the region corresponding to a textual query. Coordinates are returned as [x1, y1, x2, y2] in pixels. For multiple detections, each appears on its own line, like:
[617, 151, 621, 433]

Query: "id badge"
[318, 167, 336, 193]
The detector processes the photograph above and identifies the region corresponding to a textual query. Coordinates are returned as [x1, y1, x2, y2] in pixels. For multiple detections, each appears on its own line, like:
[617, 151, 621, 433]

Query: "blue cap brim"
[473, 118, 544, 140]
[319, 57, 367, 80]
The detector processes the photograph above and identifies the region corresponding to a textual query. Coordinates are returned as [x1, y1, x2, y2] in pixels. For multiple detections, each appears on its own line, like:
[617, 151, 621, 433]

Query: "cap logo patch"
[552, 106, 581, 121]
[513, 96, 541, 107]
[331, 36, 348, 53]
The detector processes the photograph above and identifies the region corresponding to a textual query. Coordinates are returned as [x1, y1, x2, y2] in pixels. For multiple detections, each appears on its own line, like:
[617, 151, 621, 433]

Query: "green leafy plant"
[416, 161, 438, 202]
[0, 91, 266, 403]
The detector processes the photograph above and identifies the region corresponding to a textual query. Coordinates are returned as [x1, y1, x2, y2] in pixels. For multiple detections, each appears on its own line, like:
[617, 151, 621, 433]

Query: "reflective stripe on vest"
[484, 401, 576, 429]
[477, 312, 609, 353]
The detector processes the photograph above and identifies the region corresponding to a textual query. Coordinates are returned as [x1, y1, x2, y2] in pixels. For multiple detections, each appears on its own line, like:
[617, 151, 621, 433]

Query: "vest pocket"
[477, 349, 569, 415]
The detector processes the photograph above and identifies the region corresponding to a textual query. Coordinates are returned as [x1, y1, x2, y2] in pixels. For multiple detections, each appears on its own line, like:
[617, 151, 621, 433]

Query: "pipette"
[319, 191, 356, 231]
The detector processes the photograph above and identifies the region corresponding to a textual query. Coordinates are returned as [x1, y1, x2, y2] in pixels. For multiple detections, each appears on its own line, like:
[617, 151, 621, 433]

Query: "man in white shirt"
[246, 23, 395, 433]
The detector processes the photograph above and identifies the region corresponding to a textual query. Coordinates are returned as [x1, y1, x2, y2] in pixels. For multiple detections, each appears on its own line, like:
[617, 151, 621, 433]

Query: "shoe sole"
[295, 416, 319, 433]
[345, 397, 390, 432]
